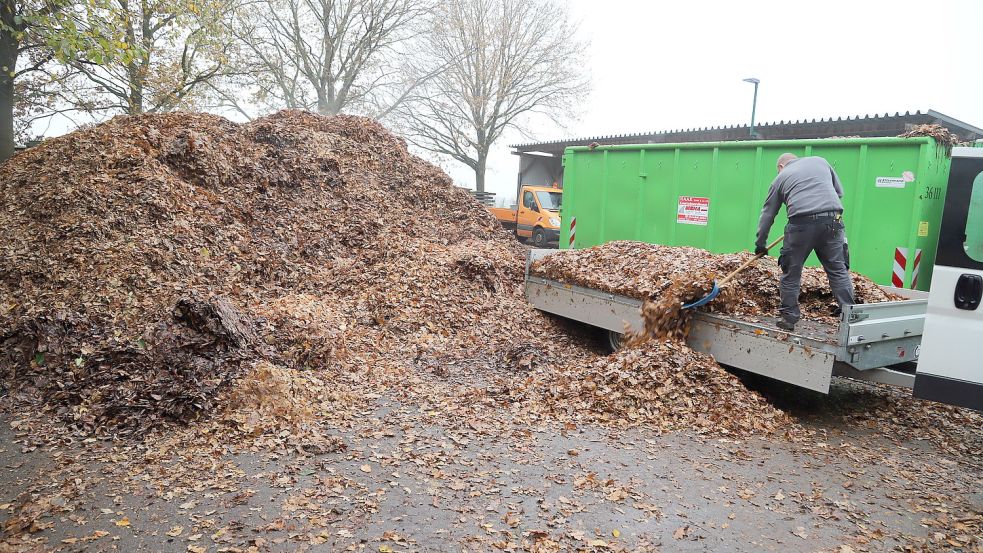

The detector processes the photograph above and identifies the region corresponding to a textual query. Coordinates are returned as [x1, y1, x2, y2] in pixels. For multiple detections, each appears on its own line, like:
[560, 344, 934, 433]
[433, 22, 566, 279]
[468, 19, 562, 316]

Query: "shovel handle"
[717, 236, 785, 287]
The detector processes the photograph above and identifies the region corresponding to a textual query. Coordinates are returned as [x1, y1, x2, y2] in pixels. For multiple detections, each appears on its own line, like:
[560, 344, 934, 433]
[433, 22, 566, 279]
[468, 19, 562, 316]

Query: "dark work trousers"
[777, 219, 855, 324]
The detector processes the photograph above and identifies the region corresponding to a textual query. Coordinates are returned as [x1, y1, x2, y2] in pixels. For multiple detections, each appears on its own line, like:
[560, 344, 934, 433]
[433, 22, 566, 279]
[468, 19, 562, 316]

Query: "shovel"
[682, 235, 785, 309]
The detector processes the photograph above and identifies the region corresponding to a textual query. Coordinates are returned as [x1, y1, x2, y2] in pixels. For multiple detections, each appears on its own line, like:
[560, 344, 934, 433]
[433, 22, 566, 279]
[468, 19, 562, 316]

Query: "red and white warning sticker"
[677, 196, 709, 226]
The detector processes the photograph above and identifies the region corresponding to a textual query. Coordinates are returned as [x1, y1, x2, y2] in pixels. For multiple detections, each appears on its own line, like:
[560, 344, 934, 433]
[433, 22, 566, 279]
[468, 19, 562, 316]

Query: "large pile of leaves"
[531, 241, 899, 329]
[0, 110, 586, 434]
[513, 241, 903, 434]
[508, 339, 791, 435]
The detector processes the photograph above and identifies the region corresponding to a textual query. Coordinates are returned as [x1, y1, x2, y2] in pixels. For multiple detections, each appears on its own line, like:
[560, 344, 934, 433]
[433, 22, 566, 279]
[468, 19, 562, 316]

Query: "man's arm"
[755, 179, 783, 248]
[830, 164, 844, 198]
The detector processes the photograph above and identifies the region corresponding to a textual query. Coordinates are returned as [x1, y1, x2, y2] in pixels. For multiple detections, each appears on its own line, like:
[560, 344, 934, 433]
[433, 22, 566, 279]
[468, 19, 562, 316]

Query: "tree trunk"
[0, 0, 18, 162]
[475, 152, 487, 193]
[124, 0, 147, 114]
[0, 56, 15, 163]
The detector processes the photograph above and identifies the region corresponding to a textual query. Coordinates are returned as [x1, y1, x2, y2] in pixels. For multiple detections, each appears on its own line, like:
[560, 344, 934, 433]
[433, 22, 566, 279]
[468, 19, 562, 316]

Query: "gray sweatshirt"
[755, 156, 844, 248]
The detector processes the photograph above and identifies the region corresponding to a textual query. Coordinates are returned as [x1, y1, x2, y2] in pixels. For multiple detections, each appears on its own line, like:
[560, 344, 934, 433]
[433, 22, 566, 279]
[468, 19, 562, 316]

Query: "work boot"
[777, 320, 795, 332]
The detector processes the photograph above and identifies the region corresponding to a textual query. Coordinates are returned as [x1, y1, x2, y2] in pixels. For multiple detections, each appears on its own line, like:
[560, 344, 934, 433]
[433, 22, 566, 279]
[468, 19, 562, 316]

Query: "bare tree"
[230, 0, 429, 117]
[396, 0, 588, 193]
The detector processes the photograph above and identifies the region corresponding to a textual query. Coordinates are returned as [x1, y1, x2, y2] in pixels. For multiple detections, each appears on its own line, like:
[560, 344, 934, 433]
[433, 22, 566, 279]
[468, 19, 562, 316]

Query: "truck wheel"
[606, 330, 624, 353]
[532, 227, 547, 247]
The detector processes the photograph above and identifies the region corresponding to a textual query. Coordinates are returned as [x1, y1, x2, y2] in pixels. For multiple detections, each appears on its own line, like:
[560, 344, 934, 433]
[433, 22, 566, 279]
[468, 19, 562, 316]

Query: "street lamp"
[743, 77, 760, 138]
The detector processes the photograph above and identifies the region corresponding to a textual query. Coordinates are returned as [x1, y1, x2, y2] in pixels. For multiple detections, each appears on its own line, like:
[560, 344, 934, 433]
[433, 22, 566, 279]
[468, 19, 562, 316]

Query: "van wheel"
[606, 330, 624, 353]
[532, 227, 547, 247]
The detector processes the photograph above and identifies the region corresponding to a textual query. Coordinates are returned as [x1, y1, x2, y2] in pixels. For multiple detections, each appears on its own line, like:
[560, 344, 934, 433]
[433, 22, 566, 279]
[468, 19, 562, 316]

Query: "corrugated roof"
[510, 110, 983, 151]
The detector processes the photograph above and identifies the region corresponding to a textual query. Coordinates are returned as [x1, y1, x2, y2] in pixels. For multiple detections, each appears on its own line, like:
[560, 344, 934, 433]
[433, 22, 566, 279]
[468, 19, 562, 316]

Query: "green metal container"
[559, 137, 951, 290]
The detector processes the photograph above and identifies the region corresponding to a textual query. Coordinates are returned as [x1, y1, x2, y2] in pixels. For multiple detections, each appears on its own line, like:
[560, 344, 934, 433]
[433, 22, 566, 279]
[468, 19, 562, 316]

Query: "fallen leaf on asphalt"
[605, 489, 627, 502]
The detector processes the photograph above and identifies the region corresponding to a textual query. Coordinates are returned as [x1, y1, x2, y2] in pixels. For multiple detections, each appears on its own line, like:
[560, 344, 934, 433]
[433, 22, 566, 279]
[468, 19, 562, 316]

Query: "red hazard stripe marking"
[892, 247, 907, 288]
[911, 249, 922, 289]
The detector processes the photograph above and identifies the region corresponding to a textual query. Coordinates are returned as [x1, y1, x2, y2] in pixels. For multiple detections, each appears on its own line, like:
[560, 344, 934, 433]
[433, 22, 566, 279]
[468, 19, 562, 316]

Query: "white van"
[915, 147, 983, 410]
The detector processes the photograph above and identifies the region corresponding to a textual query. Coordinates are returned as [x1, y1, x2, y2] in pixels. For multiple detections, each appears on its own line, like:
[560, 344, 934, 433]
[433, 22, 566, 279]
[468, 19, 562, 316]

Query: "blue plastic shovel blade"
[682, 281, 720, 309]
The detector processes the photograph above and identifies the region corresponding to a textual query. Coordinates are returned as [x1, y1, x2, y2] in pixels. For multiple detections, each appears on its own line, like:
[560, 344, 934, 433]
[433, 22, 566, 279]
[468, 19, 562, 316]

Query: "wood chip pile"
[0, 110, 586, 434]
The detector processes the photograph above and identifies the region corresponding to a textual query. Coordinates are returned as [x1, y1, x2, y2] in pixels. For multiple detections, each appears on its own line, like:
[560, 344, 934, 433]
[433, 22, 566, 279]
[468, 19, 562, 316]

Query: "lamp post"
[743, 77, 760, 138]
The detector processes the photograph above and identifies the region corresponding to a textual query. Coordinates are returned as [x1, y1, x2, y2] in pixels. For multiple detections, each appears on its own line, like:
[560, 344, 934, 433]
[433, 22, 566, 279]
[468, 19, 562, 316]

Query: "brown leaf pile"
[899, 123, 961, 155]
[513, 241, 906, 434]
[532, 241, 900, 333]
[220, 361, 348, 453]
[510, 340, 791, 435]
[0, 110, 586, 434]
[629, 271, 715, 342]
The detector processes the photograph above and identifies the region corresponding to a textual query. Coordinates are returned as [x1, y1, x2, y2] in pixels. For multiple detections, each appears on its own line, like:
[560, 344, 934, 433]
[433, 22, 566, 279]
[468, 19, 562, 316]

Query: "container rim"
[565, 136, 939, 153]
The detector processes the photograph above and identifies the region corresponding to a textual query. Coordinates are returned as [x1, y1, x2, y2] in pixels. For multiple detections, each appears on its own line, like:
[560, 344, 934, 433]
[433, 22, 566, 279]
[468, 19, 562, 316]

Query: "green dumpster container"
[559, 137, 951, 290]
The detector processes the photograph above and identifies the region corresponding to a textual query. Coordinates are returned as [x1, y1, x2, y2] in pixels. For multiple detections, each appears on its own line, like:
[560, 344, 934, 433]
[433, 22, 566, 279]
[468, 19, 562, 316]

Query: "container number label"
[875, 176, 906, 188]
[677, 196, 709, 226]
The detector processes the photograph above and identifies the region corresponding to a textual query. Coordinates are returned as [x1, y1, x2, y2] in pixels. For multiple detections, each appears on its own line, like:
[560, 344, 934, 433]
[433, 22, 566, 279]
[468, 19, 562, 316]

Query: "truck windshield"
[535, 191, 562, 210]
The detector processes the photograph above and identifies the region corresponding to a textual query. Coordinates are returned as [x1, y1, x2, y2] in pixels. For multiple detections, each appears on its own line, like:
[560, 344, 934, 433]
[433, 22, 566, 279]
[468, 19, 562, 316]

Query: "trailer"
[525, 146, 983, 411]
[525, 248, 929, 395]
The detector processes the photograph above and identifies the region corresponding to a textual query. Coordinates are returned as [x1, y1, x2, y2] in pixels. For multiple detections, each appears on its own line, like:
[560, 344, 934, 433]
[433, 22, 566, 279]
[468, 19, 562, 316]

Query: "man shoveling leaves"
[755, 153, 856, 332]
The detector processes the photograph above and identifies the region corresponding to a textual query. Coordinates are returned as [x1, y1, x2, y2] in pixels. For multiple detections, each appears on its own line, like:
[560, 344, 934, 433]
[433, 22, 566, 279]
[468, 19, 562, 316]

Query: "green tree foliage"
[0, 0, 131, 160]
[67, 0, 236, 115]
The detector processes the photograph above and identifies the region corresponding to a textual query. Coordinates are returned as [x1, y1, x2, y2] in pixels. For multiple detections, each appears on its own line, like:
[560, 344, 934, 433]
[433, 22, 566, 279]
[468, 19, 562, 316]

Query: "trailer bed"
[525, 249, 928, 394]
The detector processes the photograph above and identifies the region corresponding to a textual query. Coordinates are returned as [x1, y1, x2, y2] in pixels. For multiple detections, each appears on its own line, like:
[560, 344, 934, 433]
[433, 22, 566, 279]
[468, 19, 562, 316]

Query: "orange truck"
[488, 185, 562, 247]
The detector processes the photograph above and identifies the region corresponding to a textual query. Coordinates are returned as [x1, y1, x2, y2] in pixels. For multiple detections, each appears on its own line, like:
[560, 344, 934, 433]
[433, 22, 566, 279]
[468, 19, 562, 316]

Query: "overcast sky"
[442, 0, 983, 203]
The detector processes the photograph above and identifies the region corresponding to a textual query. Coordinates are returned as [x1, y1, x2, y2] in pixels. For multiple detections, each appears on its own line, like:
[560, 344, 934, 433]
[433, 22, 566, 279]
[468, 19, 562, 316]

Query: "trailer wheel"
[532, 227, 547, 247]
[606, 330, 624, 353]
